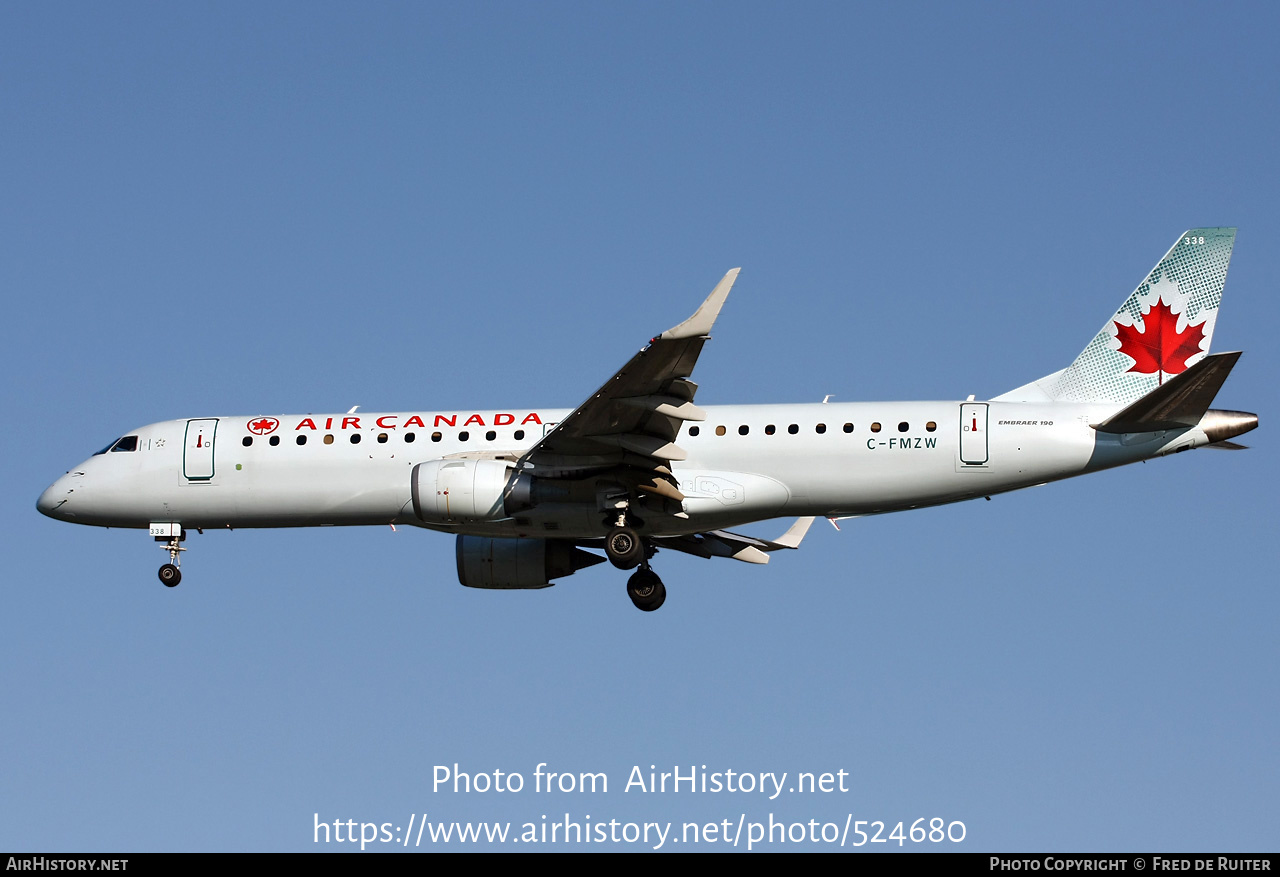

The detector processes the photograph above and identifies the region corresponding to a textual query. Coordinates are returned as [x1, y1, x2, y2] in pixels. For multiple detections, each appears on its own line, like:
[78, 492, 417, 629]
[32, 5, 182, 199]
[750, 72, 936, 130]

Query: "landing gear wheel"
[605, 526, 645, 570]
[627, 568, 666, 612]
[156, 529, 187, 586]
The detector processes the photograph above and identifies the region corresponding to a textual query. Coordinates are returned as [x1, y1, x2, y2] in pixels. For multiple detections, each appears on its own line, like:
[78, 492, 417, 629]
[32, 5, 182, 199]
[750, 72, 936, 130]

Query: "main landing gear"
[605, 519, 666, 612]
[604, 525, 645, 570]
[626, 566, 666, 612]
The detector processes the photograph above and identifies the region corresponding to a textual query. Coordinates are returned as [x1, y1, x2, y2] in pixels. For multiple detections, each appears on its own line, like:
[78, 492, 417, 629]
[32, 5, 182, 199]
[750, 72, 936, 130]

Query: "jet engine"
[455, 536, 606, 589]
[411, 459, 534, 524]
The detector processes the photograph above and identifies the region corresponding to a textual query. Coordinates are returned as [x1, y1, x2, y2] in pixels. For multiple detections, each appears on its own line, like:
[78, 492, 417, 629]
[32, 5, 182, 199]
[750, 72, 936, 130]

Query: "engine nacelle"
[455, 536, 606, 589]
[412, 459, 532, 524]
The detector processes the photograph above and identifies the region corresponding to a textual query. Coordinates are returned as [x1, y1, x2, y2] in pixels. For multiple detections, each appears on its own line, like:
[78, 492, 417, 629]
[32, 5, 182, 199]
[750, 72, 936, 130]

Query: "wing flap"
[619, 395, 708, 422]
[592, 433, 688, 461]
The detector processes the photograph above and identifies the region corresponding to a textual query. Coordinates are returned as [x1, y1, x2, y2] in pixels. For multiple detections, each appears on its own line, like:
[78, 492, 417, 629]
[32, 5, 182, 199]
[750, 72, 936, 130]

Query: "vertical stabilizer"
[997, 228, 1236, 405]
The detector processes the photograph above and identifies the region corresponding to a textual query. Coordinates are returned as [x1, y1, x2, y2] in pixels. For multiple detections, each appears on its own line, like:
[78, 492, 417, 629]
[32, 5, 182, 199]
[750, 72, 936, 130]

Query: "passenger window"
[815, 423, 826, 434]
[514, 430, 525, 440]
[926, 421, 937, 432]
[296, 435, 307, 446]
[242, 436, 253, 447]
[715, 426, 726, 436]
[485, 430, 496, 442]
[459, 431, 470, 442]
[324, 434, 334, 445]
[431, 432, 442, 442]
[788, 424, 799, 435]
[269, 436, 280, 446]
[377, 433, 388, 443]
[765, 424, 776, 435]
[688, 426, 700, 437]
[898, 422, 909, 432]
[871, 422, 882, 433]
[739, 425, 749, 435]
[405, 432, 416, 443]
[350, 433, 362, 444]
[843, 423, 854, 433]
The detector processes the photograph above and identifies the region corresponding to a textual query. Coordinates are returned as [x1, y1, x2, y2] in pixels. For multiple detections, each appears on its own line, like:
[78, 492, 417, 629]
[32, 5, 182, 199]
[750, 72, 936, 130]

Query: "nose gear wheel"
[156, 533, 186, 587]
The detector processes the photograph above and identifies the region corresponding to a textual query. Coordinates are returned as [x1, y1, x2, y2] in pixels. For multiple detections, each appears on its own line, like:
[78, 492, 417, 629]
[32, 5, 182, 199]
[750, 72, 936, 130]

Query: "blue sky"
[3, 2, 1277, 852]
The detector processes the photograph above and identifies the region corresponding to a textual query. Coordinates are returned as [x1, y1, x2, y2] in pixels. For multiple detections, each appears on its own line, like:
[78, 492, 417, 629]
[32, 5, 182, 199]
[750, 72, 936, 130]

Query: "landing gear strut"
[602, 507, 663, 610]
[627, 566, 666, 612]
[155, 528, 186, 587]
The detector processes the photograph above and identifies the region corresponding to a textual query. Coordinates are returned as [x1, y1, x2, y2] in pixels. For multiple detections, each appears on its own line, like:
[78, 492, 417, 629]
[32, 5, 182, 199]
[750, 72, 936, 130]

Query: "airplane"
[37, 228, 1257, 611]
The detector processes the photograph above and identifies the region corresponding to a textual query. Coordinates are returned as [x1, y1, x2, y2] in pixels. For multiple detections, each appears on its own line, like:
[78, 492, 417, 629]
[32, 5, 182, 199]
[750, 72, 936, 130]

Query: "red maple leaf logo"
[1113, 299, 1206, 382]
[248, 417, 279, 435]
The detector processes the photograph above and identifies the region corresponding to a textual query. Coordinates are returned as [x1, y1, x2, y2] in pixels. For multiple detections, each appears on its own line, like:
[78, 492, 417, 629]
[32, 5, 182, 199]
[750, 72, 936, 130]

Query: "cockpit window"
[95, 435, 139, 455]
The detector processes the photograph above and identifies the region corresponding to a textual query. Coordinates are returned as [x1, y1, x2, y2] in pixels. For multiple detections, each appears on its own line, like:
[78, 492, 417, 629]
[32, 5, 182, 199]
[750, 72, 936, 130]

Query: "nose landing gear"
[152, 523, 186, 587]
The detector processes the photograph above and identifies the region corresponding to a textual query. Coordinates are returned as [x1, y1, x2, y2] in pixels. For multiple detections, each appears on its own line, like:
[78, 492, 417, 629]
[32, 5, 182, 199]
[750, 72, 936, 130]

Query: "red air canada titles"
[289, 413, 545, 431]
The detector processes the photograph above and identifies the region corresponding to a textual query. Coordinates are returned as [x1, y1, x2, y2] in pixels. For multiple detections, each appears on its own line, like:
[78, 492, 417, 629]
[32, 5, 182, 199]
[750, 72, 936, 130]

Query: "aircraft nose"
[37, 475, 76, 520]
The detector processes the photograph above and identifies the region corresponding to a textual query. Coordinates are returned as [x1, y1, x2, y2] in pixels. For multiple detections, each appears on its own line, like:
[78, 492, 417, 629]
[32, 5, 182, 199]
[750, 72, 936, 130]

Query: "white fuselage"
[37, 400, 1211, 538]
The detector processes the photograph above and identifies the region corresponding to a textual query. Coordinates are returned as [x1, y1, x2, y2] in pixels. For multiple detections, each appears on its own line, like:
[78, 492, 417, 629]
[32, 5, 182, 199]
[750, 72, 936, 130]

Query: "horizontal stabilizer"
[1093, 352, 1241, 434]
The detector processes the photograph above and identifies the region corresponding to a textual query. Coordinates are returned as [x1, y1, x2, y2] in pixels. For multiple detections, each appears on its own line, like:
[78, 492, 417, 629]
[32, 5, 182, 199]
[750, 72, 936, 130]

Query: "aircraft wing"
[520, 269, 740, 494]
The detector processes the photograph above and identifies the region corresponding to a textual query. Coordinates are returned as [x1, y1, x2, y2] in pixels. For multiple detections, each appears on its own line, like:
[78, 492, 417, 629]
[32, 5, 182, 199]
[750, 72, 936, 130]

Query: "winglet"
[659, 268, 740, 340]
[769, 516, 815, 549]
[653, 517, 816, 566]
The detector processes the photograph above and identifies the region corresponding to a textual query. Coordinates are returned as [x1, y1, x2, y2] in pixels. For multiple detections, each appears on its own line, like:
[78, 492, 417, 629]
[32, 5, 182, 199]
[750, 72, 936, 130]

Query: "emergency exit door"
[184, 418, 219, 481]
[959, 403, 988, 466]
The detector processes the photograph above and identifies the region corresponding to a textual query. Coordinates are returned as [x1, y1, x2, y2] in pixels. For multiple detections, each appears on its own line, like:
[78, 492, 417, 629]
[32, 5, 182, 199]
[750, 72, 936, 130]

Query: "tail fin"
[995, 228, 1236, 404]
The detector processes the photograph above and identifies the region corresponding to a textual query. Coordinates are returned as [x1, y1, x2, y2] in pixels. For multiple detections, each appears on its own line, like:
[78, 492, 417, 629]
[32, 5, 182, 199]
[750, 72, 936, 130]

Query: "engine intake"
[412, 459, 534, 524]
